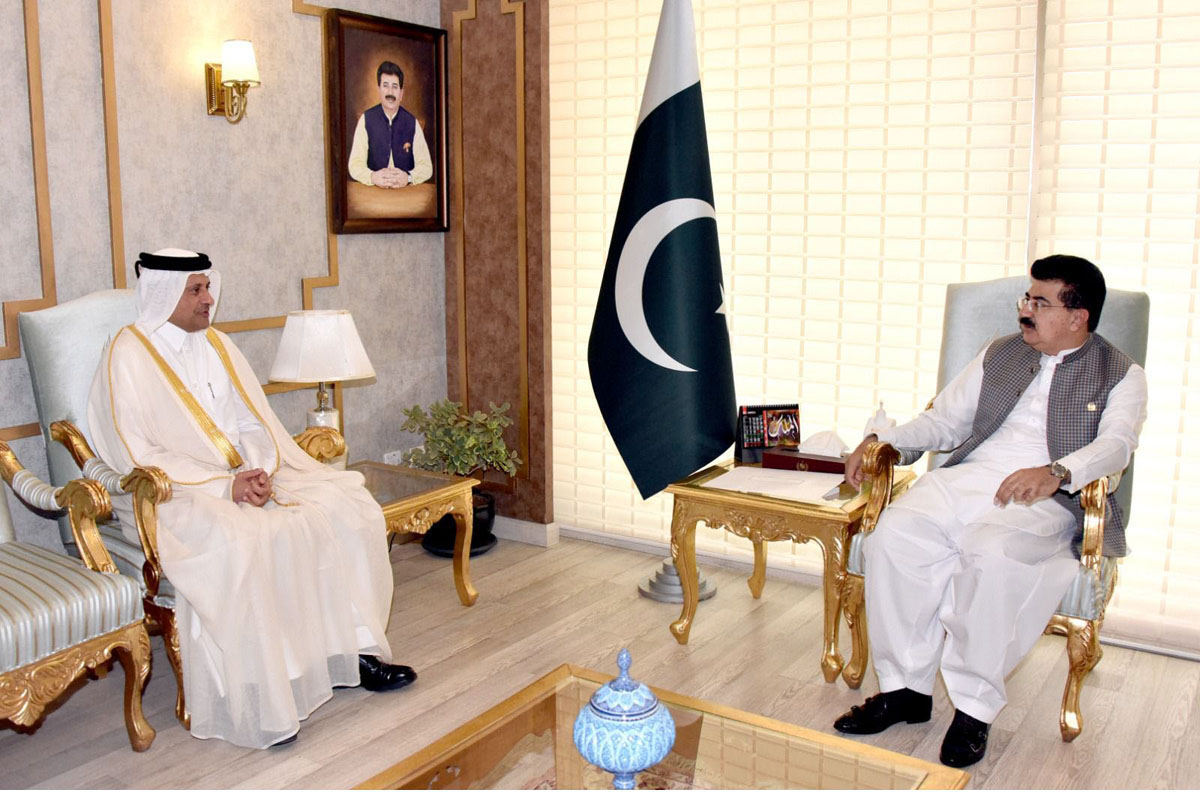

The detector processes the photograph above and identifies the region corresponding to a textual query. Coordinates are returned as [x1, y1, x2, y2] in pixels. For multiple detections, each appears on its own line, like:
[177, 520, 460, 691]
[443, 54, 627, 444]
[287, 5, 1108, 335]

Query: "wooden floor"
[2, 536, 1198, 789]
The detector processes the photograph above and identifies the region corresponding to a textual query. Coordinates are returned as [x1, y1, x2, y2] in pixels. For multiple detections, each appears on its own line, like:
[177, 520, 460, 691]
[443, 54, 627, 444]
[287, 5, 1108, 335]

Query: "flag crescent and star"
[588, 0, 737, 499]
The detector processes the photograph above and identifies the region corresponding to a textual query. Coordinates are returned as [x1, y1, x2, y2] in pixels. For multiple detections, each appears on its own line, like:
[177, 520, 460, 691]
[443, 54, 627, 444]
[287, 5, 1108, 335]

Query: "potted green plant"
[400, 399, 521, 557]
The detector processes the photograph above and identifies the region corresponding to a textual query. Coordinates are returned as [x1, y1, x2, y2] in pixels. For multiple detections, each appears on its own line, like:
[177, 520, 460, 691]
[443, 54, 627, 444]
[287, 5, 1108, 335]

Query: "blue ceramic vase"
[573, 648, 676, 790]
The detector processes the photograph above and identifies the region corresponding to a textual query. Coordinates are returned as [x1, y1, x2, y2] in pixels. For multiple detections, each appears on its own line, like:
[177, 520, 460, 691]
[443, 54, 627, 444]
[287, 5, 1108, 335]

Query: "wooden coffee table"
[357, 663, 968, 789]
[349, 461, 481, 606]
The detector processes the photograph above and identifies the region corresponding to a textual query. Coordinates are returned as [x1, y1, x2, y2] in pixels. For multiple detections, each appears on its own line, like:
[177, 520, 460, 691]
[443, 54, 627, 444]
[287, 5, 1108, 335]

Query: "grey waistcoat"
[936, 332, 1133, 558]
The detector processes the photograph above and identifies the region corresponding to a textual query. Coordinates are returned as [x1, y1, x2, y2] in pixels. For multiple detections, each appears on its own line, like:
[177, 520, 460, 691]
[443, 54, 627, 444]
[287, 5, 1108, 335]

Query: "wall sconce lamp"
[205, 39, 260, 124]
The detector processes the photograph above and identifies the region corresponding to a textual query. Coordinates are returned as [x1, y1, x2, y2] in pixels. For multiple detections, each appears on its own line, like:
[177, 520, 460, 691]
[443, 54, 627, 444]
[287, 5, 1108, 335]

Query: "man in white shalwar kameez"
[832, 255, 1147, 768]
[86, 249, 416, 749]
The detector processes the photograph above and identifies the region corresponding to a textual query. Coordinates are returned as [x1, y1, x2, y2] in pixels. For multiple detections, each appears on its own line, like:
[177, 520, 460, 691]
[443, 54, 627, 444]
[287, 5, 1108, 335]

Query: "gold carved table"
[348, 461, 481, 607]
[666, 462, 915, 686]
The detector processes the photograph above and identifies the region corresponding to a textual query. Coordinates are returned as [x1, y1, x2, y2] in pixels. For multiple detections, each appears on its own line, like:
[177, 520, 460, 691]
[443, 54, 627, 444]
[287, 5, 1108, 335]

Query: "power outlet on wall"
[382, 450, 405, 466]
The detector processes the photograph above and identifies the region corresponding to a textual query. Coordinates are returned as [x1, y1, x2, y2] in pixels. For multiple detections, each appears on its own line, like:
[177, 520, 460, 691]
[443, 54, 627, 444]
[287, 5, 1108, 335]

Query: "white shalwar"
[866, 343, 1147, 722]
[87, 321, 394, 748]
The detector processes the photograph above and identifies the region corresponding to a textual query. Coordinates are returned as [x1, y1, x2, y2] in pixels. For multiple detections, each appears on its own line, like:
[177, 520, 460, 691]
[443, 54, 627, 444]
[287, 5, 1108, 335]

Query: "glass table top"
[357, 665, 967, 790]
[347, 460, 474, 504]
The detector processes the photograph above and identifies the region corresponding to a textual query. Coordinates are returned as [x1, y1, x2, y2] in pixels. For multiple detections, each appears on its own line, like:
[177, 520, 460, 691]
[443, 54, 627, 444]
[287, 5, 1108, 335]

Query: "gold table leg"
[452, 492, 478, 606]
[841, 571, 867, 688]
[748, 539, 767, 598]
[818, 535, 846, 682]
[669, 501, 699, 644]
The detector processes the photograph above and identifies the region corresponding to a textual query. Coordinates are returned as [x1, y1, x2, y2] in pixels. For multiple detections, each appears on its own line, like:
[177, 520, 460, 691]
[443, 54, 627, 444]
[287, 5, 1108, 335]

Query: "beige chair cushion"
[0, 542, 143, 673]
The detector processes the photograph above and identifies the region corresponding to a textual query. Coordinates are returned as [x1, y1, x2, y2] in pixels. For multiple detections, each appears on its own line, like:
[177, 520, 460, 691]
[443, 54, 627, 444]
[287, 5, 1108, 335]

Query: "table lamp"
[269, 309, 375, 429]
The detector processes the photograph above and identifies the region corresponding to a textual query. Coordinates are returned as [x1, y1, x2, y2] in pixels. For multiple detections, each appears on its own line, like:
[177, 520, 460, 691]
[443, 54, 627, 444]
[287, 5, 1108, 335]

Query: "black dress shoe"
[358, 654, 417, 692]
[833, 688, 933, 734]
[269, 732, 298, 748]
[939, 709, 990, 768]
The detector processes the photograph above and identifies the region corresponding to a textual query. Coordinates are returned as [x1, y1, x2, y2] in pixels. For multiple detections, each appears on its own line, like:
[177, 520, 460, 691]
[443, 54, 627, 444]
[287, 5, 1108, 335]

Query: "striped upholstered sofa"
[0, 440, 154, 751]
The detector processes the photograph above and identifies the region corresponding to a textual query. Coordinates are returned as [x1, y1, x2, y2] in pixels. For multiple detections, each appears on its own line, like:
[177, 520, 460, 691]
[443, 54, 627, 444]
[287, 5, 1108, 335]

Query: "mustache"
[385, 94, 397, 101]
[1019, 316, 1035, 328]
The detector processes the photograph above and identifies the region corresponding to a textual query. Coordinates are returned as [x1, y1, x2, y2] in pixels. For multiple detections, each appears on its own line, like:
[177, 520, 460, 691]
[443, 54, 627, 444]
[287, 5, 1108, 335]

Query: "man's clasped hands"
[233, 468, 272, 506]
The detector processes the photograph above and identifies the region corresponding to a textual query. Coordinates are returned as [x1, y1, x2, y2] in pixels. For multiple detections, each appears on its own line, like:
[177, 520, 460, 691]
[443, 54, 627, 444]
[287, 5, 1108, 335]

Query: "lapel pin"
[1087, 402, 1097, 412]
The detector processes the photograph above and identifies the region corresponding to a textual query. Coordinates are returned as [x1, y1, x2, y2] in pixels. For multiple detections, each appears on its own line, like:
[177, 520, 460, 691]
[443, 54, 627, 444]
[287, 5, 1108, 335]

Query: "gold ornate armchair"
[840, 276, 1149, 743]
[0, 441, 154, 751]
[19, 290, 346, 729]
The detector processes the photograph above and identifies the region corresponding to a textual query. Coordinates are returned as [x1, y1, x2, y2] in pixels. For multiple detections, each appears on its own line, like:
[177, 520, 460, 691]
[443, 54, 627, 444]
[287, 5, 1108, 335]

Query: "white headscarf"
[134, 248, 222, 334]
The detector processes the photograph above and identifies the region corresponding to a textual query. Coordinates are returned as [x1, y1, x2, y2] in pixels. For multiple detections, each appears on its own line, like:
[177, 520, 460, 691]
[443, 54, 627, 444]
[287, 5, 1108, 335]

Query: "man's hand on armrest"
[845, 434, 878, 490]
[233, 468, 272, 507]
[994, 465, 1062, 507]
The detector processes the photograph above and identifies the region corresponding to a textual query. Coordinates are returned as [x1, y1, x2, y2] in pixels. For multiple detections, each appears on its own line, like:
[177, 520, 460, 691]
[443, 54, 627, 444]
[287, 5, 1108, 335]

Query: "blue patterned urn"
[573, 648, 676, 790]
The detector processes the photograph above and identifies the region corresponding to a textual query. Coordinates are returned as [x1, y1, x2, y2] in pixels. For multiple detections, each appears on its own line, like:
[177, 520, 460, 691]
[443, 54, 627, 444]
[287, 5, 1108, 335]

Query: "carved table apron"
[348, 461, 481, 607]
[665, 462, 915, 685]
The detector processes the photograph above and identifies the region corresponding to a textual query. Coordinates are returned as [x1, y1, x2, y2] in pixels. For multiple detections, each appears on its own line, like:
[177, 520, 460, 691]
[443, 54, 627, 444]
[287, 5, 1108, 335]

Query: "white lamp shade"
[220, 39, 260, 85]
[269, 310, 375, 383]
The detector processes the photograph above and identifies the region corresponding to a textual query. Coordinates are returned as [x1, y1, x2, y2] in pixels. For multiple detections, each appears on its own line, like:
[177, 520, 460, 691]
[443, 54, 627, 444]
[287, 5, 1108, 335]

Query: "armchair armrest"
[50, 420, 97, 469]
[294, 426, 347, 463]
[49, 418, 175, 589]
[120, 467, 172, 599]
[858, 441, 901, 537]
[0, 440, 117, 574]
[1078, 476, 1109, 574]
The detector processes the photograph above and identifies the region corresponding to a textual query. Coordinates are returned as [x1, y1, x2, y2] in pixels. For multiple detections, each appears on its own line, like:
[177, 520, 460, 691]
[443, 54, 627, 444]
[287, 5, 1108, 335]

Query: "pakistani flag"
[588, 0, 736, 499]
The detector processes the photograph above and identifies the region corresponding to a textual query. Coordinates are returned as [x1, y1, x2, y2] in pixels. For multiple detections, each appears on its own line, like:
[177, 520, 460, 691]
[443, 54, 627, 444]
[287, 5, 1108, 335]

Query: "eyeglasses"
[1017, 296, 1070, 312]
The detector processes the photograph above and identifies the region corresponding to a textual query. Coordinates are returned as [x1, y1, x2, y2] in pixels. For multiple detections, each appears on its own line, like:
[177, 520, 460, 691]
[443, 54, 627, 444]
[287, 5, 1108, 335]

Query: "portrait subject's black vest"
[364, 104, 416, 172]
[940, 333, 1133, 557]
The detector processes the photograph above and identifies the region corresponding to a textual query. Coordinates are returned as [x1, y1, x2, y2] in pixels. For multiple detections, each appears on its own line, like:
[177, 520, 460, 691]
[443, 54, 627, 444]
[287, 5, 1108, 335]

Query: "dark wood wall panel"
[443, 0, 550, 524]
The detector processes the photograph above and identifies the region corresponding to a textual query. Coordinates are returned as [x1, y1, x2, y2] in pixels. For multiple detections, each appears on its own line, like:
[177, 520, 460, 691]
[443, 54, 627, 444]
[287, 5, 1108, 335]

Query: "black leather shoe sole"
[269, 733, 298, 749]
[833, 690, 933, 735]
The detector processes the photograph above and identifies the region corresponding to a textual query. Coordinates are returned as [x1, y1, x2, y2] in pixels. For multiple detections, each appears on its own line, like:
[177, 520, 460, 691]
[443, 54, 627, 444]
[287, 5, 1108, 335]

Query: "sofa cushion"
[0, 542, 143, 673]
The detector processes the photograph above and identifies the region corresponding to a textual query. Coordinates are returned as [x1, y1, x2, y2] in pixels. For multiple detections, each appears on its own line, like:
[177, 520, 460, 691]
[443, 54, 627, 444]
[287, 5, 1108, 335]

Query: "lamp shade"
[220, 39, 260, 85]
[269, 310, 374, 383]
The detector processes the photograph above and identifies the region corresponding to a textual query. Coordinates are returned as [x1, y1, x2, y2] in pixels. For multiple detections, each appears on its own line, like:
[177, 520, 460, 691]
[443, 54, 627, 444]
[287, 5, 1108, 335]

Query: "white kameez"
[865, 341, 1147, 722]
[87, 322, 393, 749]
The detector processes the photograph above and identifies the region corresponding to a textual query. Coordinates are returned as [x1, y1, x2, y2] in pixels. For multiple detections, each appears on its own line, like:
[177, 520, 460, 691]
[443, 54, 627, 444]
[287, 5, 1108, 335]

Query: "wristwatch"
[1048, 460, 1071, 486]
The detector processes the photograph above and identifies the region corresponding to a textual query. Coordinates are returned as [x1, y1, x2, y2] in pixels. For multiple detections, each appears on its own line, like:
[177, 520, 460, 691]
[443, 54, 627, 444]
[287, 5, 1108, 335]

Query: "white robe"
[865, 341, 1147, 722]
[87, 323, 394, 748]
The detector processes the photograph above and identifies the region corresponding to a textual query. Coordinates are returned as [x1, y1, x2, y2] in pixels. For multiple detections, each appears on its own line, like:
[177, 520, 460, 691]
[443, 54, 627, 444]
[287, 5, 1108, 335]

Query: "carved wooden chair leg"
[114, 623, 156, 751]
[1060, 616, 1102, 742]
[147, 601, 189, 729]
[841, 572, 868, 689]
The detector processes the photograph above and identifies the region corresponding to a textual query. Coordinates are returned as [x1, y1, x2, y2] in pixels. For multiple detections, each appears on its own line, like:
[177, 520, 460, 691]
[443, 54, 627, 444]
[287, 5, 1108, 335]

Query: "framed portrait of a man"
[324, 10, 448, 233]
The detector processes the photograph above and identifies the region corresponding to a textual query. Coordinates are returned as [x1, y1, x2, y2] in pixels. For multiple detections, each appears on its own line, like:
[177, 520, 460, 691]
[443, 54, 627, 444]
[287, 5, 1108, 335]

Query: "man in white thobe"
[87, 249, 415, 749]
[833, 255, 1147, 767]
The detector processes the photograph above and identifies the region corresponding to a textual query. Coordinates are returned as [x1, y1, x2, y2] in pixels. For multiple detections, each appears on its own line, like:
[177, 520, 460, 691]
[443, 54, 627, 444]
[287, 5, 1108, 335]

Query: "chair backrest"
[18, 290, 137, 544]
[936, 275, 1150, 520]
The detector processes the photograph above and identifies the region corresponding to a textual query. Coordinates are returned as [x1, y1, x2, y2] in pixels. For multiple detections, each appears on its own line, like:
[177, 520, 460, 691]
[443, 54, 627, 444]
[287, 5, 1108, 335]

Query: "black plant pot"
[421, 489, 497, 558]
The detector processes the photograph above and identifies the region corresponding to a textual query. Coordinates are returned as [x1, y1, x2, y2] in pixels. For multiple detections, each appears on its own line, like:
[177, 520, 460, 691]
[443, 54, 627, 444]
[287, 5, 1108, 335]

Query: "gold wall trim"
[213, 315, 286, 333]
[98, 0, 125, 288]
[0, 423, 42, 442]
[1, 0, 56, 361]
[452, 0, 531, 477]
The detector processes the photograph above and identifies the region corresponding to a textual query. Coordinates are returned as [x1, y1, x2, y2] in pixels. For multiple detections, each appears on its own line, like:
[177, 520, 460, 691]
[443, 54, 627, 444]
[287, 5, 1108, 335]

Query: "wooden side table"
[348, 461, 481, 606]
[665, 462, 915, 686]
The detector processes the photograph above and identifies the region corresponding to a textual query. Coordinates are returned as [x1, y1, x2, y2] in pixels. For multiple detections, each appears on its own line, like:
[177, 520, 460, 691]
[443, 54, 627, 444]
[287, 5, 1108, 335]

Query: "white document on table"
[705, 467, 848, 504]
